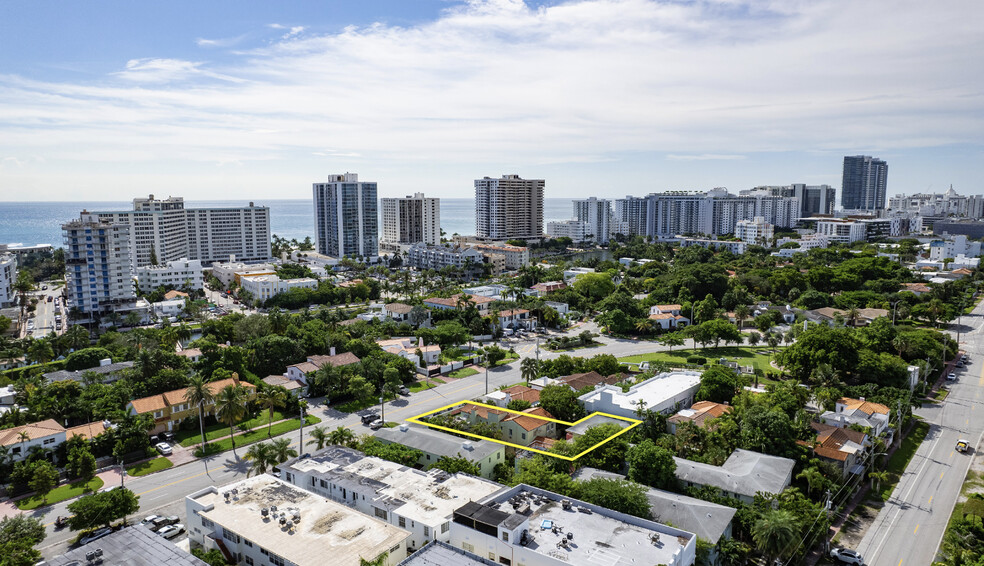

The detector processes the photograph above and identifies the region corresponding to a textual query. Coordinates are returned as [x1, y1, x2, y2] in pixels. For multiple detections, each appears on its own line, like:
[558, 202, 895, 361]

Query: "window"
[399, 517, 406, 528]
[502, 532, 509, 542]
[245, 558, 254, 566]
[202, 518, 213, 528]
[260, 549, 269, 556]
[269, 554, 285, 566]
[462, 543, 474, 553]
[423, 526, 430, 538]
[374, 507, 387, 520]
[43, 438, 56, 445]
[244, 539, 253, 547]
[441, 522, 449, 534]
[521, 433, 527, 440]
[499, 559, 511, 566]
[489, 553, 496, 560]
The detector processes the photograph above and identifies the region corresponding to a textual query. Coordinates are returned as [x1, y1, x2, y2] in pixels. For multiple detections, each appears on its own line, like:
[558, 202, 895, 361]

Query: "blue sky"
[1, 0, 982, 202]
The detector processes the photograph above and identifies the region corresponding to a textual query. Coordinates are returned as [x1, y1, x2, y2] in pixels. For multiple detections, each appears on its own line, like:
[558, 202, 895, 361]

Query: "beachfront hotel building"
[474, 175, 544, 241]
[381, 193, 441, 245]
[62, 213, 139, 320]
[88, 195, 271, 267]
[313, 173, 379, 259]
[0, 253, 16, 307]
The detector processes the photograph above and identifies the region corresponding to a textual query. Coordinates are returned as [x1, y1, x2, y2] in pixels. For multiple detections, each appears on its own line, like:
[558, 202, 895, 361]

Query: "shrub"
[686, 356, 707, 365]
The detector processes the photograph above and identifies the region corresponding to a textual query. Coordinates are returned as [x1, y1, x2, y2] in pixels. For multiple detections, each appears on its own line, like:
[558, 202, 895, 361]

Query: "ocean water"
[0, 198, 576, 248]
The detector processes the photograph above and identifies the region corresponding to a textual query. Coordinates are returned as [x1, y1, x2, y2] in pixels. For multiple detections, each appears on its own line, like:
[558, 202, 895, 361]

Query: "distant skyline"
[1, 0, 982, 201]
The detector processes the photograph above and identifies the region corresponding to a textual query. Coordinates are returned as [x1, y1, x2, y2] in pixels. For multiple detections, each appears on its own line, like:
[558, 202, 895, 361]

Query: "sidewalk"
[0, 467, 124, 520]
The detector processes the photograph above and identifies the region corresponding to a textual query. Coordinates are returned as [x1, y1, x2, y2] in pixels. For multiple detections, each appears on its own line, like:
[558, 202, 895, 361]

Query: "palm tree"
[766, 332, 781, 358]
[751, 508, 800, 564]
[214, 384, 248, 458]
[845, 307, 861, 327]
[270, 438, 297, 464]
[256, 387, 287, 437]
[63, 325, 90, 352]
[244, 442, 275, 476]
[869, 470, 890, 493]
[307, 426, 330, 451]
[520, 357, 539, 385]
[734, 304, 750, 329]
[359, 552, 388, 566]
[326, 426, 355, 448]
[797, 467, 826, 498]
[185, 376, 216, 456]
[634, 318, 655, 336]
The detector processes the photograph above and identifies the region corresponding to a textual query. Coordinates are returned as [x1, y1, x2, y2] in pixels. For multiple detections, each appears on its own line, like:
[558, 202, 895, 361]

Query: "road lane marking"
[929, 495, 933, 505]
[914, 524, 919, 534]
[941, 470, 945, 480]
[898, 558, 903, 566]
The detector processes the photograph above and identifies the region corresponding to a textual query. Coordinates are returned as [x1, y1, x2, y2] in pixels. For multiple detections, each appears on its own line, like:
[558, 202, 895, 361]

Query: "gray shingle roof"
[374, 424, 501, 462]
[46, 524, 208, 566]
[397, 540, 498, 566]
[573, 467, 736, 543]
[43, 361, 134, 384]
[673, 448, 795, 499]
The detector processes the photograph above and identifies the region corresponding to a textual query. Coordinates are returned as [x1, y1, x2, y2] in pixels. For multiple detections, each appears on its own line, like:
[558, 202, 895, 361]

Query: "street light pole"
[380, 396, 385, 424]
[299, 405, 305, 455]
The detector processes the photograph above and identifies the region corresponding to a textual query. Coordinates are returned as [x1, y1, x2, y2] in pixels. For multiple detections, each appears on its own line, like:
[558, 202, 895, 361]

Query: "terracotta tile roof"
[953, 268, 974, 275]
[531, 281, 566, 292]
[262, 375, 303, 391]
[504, 408, 555, 431]
[809, 422, 867, 462]
[176, 348, 202, 358]
[418, 345, 441, 353]
[164, 290, 189, 300]
[669, 401, 733, 429]
[498, 309, 530, 318]
[502, 385, 540, 404]
[531, 436, 557, 450]
[289, 362, 320, 374]
[424, 294, 495, 308]
[338, 279, 364, 288]
[559, 371, 620, 391]
[129, 395, 167, 415]
[163, 389, 190, 406]
[458, 404, 506, 421]
[307, 352, 361, 368]
[653, 304, 682, 312]
[649, 313, 675, 320]
[66, 421, 107, 442]
[0, 419, 65, 446]
[838, 397, 890, 416]
[901, 282, 931, 294]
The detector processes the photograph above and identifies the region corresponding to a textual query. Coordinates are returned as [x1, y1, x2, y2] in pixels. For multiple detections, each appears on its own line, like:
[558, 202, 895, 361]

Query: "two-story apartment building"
[820, 397, 891, 438]
[423, 294, 494, 315]
[455, 405, 556, 447]
[127, 377, 255, 435]
[278, 446, 503, 553]
[284, 351, 361, 395]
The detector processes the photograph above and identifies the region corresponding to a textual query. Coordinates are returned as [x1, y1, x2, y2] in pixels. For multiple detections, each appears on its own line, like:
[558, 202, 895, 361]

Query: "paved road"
[855, 304, 984, 566]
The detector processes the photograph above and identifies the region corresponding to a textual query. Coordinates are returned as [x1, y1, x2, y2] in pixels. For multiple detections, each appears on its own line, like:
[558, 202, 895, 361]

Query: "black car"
[157, 431, 175, 443]
[361, 414, 379, 425]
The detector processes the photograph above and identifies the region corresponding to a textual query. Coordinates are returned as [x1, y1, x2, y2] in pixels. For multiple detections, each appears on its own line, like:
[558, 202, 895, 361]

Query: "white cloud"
[196, 35, 248, 48]
[1, 0, 983, 198]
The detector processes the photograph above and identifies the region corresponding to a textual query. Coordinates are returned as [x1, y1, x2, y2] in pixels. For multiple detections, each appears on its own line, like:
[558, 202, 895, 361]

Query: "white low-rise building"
[734, 216, 774, 245]
[279, 446, 503, 553]
[673, 449, 795, 503]
[0, 419, 66, 461]
[151, 297, 186, 319]
[209, 257, 276, 288]
[579, 370, 702, 419]
[815, 219, 866, 244]
[450, 484, 697, 566]
[562, 267, 595, 282]
[467, 244, 530, 270]
[679, 238, 747, 254]
[135, 258, 203, 293]
[187, 475, 410, 566]
[374, 424, 505, 479]
[546, 220, 588, 242]
[240, 274, 318, 302]
[929, 234, 982, 261]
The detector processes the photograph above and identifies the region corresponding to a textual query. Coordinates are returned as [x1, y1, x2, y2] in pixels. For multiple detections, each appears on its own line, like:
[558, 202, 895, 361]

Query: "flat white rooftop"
[192, 475, 409, 566]
[579, 371, 701, 413]
[284, 447, 503, 525]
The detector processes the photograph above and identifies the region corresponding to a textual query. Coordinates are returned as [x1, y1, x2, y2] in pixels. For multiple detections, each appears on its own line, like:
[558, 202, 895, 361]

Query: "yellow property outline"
[407, 401, 642, 461]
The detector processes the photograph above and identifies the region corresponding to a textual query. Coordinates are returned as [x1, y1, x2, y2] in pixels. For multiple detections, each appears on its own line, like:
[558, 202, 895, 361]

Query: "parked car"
[140, 515, 162, 527]
[361, 413, 379, 425]
[399, 386, 410, 396]
[947, 373, 957, 381]
[157, 524, 185, 540]
[78, 527, 113, 546]
[157, 431, 175, 443]
[150, 516, 179, 531]
[830, 547, 864, 565]
[369, 419, 384, 430]
[155, 442, 173, 456]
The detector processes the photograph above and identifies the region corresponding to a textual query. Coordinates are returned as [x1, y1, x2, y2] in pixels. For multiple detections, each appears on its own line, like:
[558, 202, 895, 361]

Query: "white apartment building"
[772, 234, 830, 257]
[187, 475, 410, 566]
[406, 243, 485, 272]
[678, 238, 747, 255]
[468, 244, 530, 270]
[279, 446, 503, 553]
[0, 419, 66, 462]
[742, 184, 836, 218]
[0, 254, 15, 307]
[475, 175, 544, 240]
[90, 195, 271, 267]
[209, 258, 276, 289]
[62, 213, 139, 320]
[239, 274, 318, 302]
[815, 219, 867, 244]
[579, 371, 702, 419]
[381, 193, 441, 245]
[313, 173, 379, 259]
[734, 217, 774, 245]
[613, 195, 652, 237]
[545, 220, 587, 242]
[134, 258, 204, 293]
[151, 297, 186, 319]
[929, 234, 983, 261]
[572, 197, 612, 244]
[889, 186, 984, 219]
[450, 484, 697, 566]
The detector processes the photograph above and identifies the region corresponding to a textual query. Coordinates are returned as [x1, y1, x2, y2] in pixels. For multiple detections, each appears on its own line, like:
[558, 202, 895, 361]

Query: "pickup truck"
[956, 439, 970, 453]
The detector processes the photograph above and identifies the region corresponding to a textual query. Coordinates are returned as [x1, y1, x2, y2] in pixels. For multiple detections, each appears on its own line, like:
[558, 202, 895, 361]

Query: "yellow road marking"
[914, 524, 920, 534]
[899, 558, 903, 566]
[929, 495, 933, 505]
[950, 450, 954, 459]
[941, 470, 945, 480]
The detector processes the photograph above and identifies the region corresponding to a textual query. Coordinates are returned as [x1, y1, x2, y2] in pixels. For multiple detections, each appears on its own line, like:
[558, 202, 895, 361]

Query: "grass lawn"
[335, 394, 397, 413]
[618, 346, 786, 373]
[126, 457, 173, 477]
[869, 418, 931, 502]
[545, 341, 602, 352]
[408, 378, 446, 393]
[16, 477, 104, 510]
[194, 415, 322, 457]
[935, 389, 950, 401]
[447, 368, 478, 379]
[492, 355, 519, 367]
[178, 411, 289, 447]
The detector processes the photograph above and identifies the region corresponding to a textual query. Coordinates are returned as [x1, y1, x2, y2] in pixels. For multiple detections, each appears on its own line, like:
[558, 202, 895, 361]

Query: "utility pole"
[485, 365, 489, 395]
[380, 396, 385, 424]
[299, 405, 305, 455]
